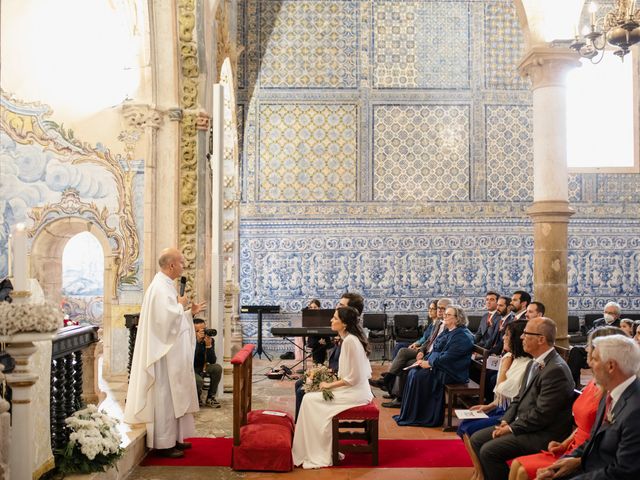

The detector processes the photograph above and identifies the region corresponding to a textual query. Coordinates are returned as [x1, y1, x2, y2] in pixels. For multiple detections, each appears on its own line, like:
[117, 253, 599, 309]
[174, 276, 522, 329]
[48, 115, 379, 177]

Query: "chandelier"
[570, 1, 640, 62]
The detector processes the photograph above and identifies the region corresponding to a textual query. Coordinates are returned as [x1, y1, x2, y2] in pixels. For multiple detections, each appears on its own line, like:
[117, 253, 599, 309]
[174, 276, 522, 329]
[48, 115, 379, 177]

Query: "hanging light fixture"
[570, 1, 640, 62]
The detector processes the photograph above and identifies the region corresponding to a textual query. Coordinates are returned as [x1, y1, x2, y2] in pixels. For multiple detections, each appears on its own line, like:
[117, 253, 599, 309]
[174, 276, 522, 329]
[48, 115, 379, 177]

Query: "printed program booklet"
[455, 409, 489, 419]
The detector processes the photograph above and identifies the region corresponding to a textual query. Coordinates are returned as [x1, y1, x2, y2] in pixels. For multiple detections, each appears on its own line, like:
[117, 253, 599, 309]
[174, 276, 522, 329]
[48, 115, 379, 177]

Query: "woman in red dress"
[508, 326, 624, 480]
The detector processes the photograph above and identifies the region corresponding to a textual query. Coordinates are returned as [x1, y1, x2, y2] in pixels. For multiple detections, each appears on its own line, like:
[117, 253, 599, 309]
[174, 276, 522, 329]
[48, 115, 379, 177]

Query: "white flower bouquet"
[0, 302, 63, 335]
[56, 404, 124, 475]
[302, 364, 338, 401]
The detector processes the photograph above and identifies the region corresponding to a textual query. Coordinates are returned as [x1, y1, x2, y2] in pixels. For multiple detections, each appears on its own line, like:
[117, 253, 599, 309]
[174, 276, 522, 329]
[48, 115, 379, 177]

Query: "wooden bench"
[443, 345, 489, 432]
[331, 401, 379, 466]
[231, 344, 294, 472]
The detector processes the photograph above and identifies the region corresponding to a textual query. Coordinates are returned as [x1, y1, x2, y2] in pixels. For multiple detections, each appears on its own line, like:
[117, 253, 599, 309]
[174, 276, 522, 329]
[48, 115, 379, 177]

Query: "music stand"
[241, 305, 280, 360]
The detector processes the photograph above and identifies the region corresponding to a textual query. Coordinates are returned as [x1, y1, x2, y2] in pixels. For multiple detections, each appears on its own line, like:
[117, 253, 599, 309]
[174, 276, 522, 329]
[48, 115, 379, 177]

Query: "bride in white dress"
[292, 306, 373, 469]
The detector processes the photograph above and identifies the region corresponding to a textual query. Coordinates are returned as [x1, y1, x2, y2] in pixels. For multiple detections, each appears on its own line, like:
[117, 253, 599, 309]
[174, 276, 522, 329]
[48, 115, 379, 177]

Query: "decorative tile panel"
[372, 1, 470, 89]
[240, 219, 536, 315]
[258, 103, 358, 201]
[485, 105, 533, 201]
[258, 0, 358, 88]
[484, 1, 528, 90]
[372, 104, 470, 201]
[596, 174, 640, 203]
[568, 173, 582, 202]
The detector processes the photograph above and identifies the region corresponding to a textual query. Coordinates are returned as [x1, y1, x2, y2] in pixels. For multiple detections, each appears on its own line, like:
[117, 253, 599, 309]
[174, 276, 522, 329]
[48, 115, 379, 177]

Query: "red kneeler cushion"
[232, 423, 293, 472]
[247, 410, 294, 433]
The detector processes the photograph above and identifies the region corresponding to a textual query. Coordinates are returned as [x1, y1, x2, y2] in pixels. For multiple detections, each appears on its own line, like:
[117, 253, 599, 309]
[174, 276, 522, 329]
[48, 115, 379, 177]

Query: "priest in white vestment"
[292, 306, 373, 468]
[124, 248, 205, 457]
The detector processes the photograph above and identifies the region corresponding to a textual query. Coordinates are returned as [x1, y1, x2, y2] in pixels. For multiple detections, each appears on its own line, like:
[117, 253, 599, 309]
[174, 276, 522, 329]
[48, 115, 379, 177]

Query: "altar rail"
[50, 325, 99, 451]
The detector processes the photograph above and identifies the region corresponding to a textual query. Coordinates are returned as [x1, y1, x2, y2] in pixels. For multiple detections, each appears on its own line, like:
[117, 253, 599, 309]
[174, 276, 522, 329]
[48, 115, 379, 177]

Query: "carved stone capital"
[121, 103, 164, 130]
[168, 108, 184, 122]
[196, 110, 211, 130]
[518, 46, 581, 89]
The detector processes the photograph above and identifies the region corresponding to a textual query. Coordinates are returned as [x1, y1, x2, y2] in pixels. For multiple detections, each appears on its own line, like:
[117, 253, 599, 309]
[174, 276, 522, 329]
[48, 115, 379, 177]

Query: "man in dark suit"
[567, 301, 622, 387]
[537, 334, 640, 479]
[470, 317, 575, 480]
[474, 291, 501, 348]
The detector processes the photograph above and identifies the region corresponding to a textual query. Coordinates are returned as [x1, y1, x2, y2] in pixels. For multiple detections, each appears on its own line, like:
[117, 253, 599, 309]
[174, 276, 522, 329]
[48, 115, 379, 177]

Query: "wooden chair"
[331, 401, 379, 466]
[443, 345, 489, 432]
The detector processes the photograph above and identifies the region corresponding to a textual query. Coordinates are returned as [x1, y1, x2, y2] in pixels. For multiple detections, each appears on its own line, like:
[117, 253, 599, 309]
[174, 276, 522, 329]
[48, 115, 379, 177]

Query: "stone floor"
[123, 357, 476, 479]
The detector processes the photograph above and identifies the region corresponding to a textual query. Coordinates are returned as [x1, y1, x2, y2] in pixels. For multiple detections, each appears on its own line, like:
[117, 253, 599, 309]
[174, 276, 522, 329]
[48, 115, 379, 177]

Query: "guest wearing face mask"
[567, 302, 621, 388]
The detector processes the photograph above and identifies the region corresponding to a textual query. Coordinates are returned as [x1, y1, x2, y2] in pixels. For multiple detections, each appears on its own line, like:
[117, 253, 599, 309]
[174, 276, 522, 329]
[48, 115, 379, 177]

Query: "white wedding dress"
[292, 333, 373, 469]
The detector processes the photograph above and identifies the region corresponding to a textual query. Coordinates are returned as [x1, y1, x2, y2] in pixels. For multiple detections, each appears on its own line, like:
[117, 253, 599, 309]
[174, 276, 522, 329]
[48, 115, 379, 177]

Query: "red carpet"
[140, 437, 232, 467]
[140, 437, 471, 468]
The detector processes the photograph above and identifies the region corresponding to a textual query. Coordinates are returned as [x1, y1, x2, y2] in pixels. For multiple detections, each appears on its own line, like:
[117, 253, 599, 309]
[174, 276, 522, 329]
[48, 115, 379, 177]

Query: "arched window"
[61, 231, 104, 325]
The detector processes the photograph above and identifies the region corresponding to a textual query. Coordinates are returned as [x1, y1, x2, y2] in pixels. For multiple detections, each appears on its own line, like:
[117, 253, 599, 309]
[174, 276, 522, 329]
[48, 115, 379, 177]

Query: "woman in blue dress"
[393, 304, 474, 427]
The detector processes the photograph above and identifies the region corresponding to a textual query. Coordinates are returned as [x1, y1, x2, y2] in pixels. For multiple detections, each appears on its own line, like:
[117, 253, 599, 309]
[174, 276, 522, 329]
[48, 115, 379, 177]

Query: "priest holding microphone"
[124, 247, 207, 459]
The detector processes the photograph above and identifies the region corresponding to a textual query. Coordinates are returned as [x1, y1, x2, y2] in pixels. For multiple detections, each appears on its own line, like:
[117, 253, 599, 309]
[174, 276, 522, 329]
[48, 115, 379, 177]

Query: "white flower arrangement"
[0, 302, 63, 335]
[56, 404, 124, 475]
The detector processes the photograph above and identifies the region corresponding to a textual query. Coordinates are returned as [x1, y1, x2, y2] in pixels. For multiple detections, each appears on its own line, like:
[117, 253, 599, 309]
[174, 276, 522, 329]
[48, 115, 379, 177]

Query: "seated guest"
[393, 304, 474, 427]
[567, 301, 621, 387]
[390, 300, 438, 359]
[475, 291, 501, 349]
[620, 318, 634, 337]
[536, 334, 640, 480]
[634, 321, 640, 346]
[510, 291, 531, 323]
[509, 326, 624, 480]
[374, 298, 452, 408]
[459, 321, 531, 477]
[489, 296, 516, 354]
[305, 299, 332, 365]
[294, 292, 364, 422]
[470, 317, 575, 480]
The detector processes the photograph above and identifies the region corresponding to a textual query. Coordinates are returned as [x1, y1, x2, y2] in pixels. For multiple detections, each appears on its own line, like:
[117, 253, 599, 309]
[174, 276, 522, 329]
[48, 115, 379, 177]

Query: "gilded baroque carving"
[0, 92, 140, 288]
[196, 110, 210, 130]
[223, 242, 234, 253]
[177, 0, 200, 293]
[223, 220, 234, 231]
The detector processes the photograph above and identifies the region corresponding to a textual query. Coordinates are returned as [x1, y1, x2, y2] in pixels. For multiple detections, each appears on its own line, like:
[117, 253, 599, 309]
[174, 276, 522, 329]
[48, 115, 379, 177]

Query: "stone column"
[0, 332, 56, 480]
[519, 47, 580, 346]
[81, 340, 106, 406]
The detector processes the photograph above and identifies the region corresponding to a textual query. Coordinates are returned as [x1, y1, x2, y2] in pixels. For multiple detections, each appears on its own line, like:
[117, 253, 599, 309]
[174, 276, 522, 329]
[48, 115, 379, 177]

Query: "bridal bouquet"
[56, 404, 124, 475]
[302, 365, 338, 401]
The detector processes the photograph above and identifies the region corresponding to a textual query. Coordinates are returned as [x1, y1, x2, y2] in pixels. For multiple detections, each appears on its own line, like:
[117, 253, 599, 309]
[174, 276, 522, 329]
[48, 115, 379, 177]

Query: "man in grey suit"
[537, 334, 640, 480]
[470, 317, 575, 480]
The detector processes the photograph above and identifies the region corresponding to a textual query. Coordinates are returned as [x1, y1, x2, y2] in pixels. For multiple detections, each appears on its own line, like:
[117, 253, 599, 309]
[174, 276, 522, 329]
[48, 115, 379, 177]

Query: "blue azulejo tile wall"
[236, 1, 640, 351]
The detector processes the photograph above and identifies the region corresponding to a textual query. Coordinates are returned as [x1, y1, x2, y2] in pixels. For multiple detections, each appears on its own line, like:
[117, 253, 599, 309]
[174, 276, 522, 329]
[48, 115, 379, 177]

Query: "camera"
[204, 328, 217, 337]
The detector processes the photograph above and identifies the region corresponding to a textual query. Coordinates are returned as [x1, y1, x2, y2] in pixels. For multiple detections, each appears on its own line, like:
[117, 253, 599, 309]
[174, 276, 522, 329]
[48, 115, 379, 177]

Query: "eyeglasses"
[444, 313, 457, 318]
[522, 331, 543, 337]
[437, 306, 446, 311]
[429, 306, 437, 310]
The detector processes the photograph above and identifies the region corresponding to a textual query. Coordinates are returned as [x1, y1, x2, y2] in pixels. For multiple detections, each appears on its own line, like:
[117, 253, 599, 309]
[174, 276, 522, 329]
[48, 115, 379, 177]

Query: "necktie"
[487, 312, 494, 328]
[525, 360, 542, 388]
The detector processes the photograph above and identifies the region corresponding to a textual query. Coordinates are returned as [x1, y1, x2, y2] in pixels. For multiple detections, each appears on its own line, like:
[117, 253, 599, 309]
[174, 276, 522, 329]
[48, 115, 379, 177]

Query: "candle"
[589, 2, 597, 27]
[12, 223, 28, 291]
[7, 233, 12, 278]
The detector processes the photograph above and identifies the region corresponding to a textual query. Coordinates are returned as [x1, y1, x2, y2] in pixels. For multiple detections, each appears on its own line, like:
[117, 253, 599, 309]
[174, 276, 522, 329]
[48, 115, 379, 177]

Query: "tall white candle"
[225, 257, 233, 282]
[7, 233, 12, 278]
[12, 223, 28, 291]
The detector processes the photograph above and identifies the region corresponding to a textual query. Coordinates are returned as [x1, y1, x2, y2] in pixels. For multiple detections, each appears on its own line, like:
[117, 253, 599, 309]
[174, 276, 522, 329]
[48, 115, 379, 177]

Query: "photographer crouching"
[193, 318, 222, 408]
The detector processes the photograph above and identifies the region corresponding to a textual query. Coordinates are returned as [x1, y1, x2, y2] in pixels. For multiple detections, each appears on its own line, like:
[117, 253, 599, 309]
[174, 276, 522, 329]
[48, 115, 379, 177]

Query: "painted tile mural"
[258, 0, 358, 88]
[485, 105, 533, 201]
[373, 104, 470, 201]
[258, 103, 358, 201]
[372, 1, 470, 89]
[484, 0, 528, 90]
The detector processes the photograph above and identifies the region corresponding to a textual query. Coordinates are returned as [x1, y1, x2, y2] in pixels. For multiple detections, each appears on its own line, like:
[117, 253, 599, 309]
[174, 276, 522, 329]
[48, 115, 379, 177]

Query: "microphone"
[179, 276, 187, 296]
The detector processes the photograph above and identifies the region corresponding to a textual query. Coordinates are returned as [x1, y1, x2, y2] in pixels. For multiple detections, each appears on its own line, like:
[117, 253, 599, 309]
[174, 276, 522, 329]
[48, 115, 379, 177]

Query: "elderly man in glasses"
[469, 317, 575, 480]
